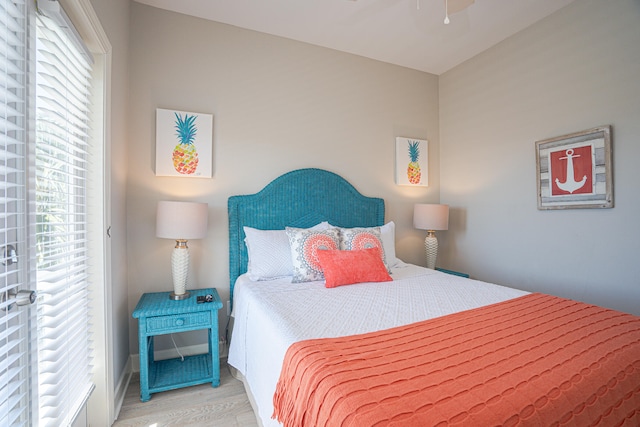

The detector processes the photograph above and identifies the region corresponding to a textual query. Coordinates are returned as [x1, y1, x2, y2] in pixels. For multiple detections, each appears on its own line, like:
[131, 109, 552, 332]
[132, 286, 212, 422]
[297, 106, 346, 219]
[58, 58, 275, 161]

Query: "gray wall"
[439, 0, 640, 315]
[127, 3, 440, 351]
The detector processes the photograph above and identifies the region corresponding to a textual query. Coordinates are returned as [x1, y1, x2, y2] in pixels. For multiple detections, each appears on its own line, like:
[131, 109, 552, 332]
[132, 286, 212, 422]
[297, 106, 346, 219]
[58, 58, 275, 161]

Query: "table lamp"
[413, 204, 449, 269]
[156, 201, 208, 300]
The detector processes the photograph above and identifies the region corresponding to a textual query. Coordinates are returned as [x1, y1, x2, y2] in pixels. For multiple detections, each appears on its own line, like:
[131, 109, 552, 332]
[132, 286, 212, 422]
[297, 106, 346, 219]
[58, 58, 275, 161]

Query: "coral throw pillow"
[317, 248, 393, 288]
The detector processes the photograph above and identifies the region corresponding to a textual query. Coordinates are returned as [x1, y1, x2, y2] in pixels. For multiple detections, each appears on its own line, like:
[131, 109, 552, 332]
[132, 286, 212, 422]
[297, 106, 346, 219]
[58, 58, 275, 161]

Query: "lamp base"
[169, 291, 190, 301]
[425, 230, 438, 270]
[171, 240, 190, 299]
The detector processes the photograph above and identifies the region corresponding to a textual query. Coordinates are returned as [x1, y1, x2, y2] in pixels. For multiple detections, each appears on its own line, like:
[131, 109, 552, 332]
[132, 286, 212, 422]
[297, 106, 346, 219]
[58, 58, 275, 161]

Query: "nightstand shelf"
[148, 354, 214, 392]
[132, 288, 223, 402]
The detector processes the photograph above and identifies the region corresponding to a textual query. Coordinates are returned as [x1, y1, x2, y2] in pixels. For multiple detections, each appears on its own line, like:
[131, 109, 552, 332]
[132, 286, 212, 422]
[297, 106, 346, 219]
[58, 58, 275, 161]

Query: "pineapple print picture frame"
[155, 108, 213, 177]
[395, 137, 428, 186]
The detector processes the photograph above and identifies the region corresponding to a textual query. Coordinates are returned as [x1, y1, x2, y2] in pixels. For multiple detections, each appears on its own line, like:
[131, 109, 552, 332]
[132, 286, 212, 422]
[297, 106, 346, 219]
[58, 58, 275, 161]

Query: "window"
[34, 4, 95, 426]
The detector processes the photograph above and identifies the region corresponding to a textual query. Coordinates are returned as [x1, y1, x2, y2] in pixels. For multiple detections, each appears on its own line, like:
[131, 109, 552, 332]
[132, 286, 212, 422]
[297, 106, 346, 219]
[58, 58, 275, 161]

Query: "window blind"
[0, 0, 30, 426]
[35, 6, 94, 426]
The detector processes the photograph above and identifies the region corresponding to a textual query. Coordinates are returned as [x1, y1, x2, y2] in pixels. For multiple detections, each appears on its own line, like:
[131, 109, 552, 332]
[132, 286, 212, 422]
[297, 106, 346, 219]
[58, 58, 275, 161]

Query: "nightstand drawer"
[146, 311, 212, 334]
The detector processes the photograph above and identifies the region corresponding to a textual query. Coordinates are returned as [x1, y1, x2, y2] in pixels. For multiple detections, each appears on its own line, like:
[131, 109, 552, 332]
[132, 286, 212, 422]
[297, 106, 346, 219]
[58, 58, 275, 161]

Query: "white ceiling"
[133, 0, 575, 75]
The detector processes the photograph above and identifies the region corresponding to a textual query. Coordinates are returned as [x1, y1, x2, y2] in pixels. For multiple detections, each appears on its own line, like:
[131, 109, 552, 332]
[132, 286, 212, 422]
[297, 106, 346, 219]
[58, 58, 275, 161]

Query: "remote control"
[197, 294, 213, 303]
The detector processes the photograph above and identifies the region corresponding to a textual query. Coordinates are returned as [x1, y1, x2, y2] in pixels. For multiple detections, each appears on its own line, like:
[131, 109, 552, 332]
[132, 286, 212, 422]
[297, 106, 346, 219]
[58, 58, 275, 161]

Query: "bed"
[227, 168, 640, 427]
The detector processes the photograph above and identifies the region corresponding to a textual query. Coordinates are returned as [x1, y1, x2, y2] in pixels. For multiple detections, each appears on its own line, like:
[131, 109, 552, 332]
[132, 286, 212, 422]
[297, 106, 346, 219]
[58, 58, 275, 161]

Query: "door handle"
[12, 289, 37, 306]
[1, 289, 37, 312]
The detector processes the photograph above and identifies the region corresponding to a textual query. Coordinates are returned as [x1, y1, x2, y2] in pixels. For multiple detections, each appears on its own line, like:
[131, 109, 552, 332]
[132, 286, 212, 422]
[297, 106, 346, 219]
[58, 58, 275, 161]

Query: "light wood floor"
[113, 362, 259, 427]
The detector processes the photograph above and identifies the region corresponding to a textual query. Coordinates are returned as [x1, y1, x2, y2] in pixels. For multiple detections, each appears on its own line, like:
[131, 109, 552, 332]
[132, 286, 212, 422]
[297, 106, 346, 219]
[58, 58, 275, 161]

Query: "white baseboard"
[131, 341, 228, 372]
[113, 357, 133, 420]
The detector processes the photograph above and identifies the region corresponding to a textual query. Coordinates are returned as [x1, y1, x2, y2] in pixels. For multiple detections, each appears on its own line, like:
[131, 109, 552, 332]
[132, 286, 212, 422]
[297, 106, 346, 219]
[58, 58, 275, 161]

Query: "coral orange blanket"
[273, 293, 640, 426]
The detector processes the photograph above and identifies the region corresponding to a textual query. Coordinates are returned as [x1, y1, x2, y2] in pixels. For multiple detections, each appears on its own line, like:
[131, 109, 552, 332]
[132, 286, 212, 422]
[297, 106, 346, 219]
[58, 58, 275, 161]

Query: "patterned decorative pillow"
[285, 227, 340, 283]
[338, 226, 389, 270]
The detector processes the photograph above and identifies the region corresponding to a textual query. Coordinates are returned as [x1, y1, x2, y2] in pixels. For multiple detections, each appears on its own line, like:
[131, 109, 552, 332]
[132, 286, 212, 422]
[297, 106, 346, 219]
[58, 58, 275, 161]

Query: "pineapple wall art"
[155, 108, 213, 177]
[395, 137, 428, 186]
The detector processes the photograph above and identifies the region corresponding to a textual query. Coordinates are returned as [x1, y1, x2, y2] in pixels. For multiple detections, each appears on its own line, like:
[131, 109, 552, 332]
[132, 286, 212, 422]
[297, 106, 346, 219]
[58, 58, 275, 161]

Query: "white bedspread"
[227, 263, 528, 426]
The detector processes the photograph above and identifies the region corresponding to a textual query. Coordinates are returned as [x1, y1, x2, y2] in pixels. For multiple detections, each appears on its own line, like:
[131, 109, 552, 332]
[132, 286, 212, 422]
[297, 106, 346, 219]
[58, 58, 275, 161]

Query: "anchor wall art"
[535, 126, 612, 210]
[155, 108, 213, 177]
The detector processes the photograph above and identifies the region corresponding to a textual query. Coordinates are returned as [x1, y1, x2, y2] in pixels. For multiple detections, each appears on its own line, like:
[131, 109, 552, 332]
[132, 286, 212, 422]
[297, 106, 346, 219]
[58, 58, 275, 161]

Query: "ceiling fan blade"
[446, 0, 474, 14]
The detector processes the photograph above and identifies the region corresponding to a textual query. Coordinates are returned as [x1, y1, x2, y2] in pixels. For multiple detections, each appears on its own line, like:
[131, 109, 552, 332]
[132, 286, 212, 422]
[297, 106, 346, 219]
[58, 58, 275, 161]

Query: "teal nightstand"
[436, 267, 470, 278]
[132, 288, 223, 402]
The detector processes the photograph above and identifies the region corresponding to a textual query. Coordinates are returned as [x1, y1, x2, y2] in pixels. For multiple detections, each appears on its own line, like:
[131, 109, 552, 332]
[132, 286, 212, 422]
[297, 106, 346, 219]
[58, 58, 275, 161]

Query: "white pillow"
[244, 222, 328, 281]
[380, 222, 398, 268]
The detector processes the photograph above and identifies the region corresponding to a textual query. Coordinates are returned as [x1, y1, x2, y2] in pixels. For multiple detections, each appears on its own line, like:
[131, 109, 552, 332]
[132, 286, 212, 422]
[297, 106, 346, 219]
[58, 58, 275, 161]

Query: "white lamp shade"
[413, 204, 449, 231]
[156, 201, 208, 240]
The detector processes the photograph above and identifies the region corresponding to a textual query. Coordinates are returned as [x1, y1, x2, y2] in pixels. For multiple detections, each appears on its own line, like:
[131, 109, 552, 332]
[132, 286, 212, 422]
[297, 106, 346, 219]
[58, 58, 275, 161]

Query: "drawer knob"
[175, 319, 184, 326]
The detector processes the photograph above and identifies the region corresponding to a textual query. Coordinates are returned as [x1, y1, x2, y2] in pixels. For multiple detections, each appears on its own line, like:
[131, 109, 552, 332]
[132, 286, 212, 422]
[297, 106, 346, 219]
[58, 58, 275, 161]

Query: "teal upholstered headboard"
[228, 168, 384, 304]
